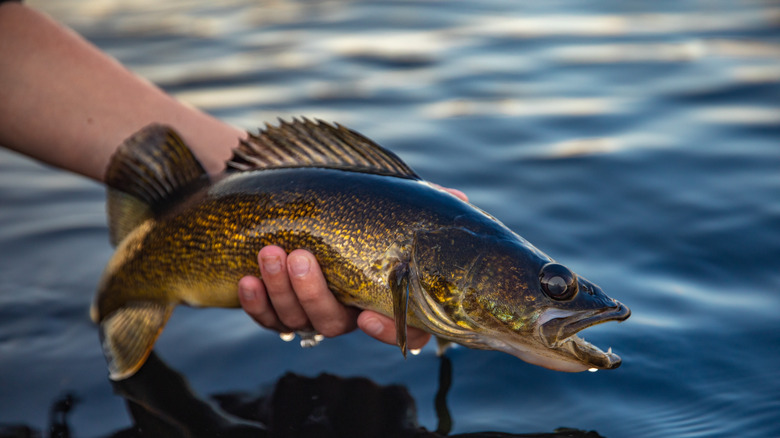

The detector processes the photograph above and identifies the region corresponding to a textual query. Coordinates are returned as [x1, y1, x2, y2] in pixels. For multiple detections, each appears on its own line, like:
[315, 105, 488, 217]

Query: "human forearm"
[1, 3, 462, 352]
[0, 3, 244, 181]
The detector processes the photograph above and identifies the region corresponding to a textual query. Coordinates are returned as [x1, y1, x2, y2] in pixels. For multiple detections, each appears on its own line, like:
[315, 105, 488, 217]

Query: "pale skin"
[0, 3, 467, 350]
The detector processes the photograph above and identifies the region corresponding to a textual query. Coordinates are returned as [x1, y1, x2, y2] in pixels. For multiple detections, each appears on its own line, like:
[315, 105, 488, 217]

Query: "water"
[2, 0, 779, 436]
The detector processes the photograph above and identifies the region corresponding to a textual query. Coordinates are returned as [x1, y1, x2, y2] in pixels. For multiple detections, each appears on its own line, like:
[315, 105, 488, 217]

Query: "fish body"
[93, 120, 629, 380]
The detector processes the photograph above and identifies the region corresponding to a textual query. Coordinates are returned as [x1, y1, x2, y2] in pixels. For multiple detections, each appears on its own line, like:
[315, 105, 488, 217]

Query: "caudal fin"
[99, 302, 174, 380]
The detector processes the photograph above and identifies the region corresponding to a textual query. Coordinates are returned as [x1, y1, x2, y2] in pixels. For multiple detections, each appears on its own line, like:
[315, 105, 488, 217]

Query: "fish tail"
[99, 302, 174, 380]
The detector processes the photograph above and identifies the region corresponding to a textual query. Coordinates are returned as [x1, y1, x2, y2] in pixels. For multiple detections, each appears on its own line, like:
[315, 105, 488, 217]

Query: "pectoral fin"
[100, 302, 174, 380]
[389, 263, 411, 358]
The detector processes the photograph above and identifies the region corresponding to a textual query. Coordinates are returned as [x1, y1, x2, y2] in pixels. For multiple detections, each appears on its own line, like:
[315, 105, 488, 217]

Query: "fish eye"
[539, 263, 578, 301]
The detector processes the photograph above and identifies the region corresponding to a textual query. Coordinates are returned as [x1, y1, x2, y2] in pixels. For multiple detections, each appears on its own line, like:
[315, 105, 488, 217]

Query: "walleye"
[92, 119, 630, 380]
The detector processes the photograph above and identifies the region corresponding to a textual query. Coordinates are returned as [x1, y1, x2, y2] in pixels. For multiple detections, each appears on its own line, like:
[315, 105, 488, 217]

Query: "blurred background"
[1, 0, 779, 436]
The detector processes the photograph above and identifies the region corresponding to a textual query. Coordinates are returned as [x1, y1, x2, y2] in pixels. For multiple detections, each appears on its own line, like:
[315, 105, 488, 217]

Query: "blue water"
[2, 0, 779, 436]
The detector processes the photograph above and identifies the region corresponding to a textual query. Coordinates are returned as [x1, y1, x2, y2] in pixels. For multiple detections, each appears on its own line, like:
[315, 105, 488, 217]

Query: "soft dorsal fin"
[227, 118, 421, 180]
[104, 124, 208, 246]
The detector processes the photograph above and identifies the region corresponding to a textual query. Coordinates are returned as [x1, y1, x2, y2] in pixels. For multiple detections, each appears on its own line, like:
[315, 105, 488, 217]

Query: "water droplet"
[410, 348, 422, 356]
[280, 332, 295, 342]
[298, 331, 324, 348]
[588, 368, 598, 373]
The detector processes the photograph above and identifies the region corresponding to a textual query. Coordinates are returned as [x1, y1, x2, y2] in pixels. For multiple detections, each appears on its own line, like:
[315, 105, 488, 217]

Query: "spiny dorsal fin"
[227, 118, 421, 180]
[105, 124, 208, 245]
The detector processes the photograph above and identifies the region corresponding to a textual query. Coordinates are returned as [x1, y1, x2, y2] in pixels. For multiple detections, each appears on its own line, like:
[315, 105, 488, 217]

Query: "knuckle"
[281, 314, 309, 331]
[264, 286, 285, 298]
[251, 311, 278, 329]
[318, 322, 346, 338]
[265, 282, 293, 298]
[295, 288, 322, 306]
[320, 316, 357, 338]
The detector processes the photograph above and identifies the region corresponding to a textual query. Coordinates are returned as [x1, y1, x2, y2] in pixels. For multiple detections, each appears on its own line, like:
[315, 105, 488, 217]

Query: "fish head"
[410, 227, 630, 372]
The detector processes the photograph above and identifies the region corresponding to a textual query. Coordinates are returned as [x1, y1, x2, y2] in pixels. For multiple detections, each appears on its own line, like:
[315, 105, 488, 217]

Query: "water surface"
[2, 0, 779, 436]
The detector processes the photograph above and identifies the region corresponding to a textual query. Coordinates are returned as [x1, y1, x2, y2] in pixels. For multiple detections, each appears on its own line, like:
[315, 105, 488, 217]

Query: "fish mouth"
[538, 301, 631, 370]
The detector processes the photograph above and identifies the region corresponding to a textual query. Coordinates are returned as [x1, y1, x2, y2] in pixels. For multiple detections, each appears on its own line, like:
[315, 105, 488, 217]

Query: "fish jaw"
[408, 279, 630, 372]
[528, 301, 631, 371]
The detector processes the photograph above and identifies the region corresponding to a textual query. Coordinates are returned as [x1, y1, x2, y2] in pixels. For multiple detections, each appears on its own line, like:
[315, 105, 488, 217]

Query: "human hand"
[238, 186, 468, 350]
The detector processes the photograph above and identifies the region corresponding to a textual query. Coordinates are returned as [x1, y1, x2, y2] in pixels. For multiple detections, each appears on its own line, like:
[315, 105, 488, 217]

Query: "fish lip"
[539, 301, 631, 369]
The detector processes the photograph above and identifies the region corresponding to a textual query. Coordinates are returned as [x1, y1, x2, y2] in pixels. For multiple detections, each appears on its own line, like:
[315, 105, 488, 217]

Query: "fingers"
[257, 246, 310, 331]
[238, 275, 289, 332]
[242, 238, 458, 351]
[357, 311, 431, 350]
[285, 249, 359, 337]
[239, 246, 359, 338]
[444, 187, 468, 202]
[430, 183, 468, 202]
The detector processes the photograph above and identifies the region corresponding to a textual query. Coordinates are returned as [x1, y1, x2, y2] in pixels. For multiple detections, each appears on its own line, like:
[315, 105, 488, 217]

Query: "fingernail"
[363, 316, 384, 337]
[261, 255, 282, 274]
[239, 283, 255, 301]
[289, 254, 310, 277]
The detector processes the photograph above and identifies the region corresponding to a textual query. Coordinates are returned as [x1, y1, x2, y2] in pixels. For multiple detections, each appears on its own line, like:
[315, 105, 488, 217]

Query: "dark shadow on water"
[0, 353, 603, 438]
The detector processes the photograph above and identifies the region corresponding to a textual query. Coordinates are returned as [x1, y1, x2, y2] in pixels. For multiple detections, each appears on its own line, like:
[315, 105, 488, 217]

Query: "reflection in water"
[50, 394, 79, 438]
[0, 353, 602, 438]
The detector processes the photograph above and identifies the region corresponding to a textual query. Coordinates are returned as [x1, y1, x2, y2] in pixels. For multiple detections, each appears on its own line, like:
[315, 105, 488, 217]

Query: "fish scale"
[92, 119, 629, 380]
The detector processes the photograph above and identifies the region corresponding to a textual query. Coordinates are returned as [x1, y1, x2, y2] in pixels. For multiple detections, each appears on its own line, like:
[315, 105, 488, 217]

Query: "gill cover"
[407, 228, 504, 346]
[386, 229, 483, 359]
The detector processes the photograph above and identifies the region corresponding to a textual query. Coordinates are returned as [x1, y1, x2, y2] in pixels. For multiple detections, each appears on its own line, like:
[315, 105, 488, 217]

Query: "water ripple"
[5, 1, 780, 437]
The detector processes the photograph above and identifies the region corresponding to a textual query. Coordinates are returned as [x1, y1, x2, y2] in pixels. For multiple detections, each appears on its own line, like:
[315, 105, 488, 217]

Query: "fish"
[91, 119, 630, 380]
